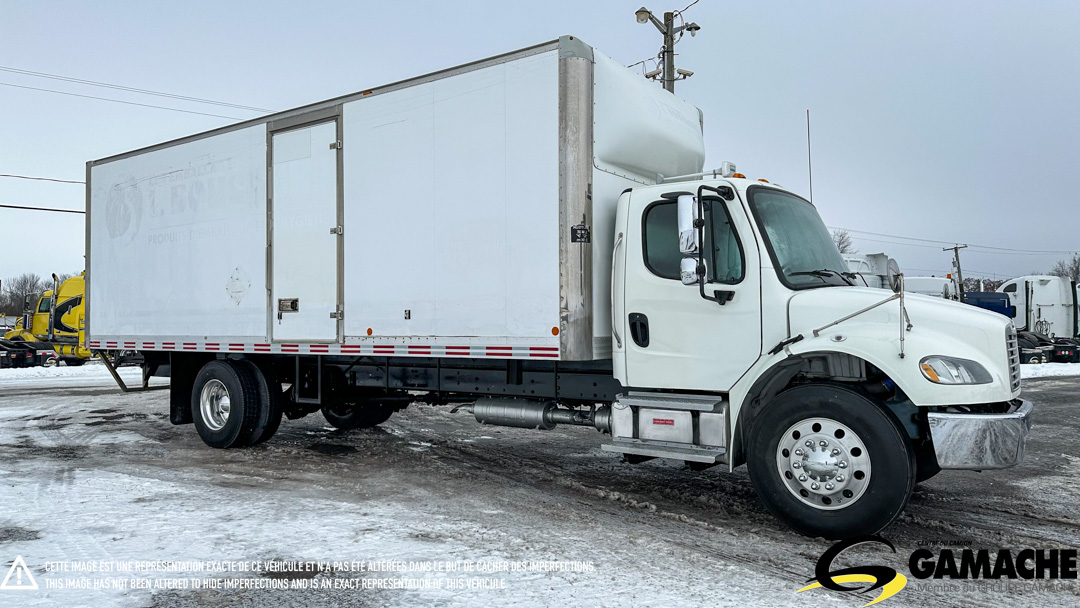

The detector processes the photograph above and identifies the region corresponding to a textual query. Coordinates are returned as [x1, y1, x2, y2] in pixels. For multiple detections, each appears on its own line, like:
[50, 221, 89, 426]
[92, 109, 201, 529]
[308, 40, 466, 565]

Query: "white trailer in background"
[999, 275, 1079, 338]
[904, 276, 960, 300]
[843, 253, 890, 289]
[86, 36, 1032, 540]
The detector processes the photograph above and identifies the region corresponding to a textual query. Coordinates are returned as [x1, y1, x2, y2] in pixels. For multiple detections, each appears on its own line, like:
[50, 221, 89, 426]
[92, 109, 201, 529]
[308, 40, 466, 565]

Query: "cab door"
[620, 187, 762, 391]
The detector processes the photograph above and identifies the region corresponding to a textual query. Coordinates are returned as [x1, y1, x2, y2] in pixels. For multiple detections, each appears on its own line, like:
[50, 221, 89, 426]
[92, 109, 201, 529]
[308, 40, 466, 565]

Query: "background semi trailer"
[86, 36, 1032, 539]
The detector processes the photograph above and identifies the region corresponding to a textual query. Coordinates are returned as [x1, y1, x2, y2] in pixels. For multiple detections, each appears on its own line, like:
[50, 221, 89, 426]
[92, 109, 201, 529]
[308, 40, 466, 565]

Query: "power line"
[831, 226, 1079, 256]
[0, 204, 84, 214]
[0, 173, 83, 185]
[0, 65, 271, 113]
[0, 81, 245, 120]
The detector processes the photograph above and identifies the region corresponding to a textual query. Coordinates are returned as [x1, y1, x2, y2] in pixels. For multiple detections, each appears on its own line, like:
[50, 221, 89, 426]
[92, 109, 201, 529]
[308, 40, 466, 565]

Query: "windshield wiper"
[789, 269, 855, 286]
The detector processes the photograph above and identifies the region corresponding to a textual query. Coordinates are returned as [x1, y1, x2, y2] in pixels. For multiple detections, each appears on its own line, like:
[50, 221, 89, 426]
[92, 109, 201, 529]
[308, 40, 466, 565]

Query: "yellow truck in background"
[4, 273, 91, 366]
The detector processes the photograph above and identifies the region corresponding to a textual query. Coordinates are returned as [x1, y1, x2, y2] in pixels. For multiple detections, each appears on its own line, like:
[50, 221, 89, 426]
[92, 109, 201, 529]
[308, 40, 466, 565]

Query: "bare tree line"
[0, 272, 79, 318]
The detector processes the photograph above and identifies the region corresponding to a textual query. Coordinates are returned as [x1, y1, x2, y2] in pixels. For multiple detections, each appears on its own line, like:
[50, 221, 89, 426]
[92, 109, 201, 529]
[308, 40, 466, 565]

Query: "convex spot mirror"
[886, 258, 902, 293]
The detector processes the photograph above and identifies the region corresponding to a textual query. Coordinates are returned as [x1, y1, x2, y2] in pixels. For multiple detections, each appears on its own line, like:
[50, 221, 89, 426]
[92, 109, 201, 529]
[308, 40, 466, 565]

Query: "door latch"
[330, 306, 343, 320]
[330, 226, 343, 235]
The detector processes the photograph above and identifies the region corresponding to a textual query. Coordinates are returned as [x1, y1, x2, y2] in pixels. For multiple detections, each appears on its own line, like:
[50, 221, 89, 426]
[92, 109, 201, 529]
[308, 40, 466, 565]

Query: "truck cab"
[610, 175, 1030, 537]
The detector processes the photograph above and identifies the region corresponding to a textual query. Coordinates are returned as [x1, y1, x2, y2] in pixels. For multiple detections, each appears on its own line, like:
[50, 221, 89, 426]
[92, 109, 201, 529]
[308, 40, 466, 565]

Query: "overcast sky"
[1, 0, 1078, 285]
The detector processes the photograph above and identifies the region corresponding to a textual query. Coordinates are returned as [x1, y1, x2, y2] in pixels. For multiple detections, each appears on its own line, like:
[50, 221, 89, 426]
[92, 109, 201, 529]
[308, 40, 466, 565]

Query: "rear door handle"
[628, 312, 649, 348]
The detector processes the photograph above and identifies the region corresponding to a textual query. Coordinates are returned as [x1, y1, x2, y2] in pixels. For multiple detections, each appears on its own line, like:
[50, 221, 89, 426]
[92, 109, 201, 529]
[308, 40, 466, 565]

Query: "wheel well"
[731, 352, 923, 468]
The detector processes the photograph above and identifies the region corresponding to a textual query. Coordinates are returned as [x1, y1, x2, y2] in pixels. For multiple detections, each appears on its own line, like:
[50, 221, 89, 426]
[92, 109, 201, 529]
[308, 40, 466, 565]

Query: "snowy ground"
[1, 366, 1079, 607]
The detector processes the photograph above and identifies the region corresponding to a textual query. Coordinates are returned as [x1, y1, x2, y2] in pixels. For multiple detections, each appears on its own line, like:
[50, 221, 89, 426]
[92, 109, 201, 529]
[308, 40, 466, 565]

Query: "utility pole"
[663, 11, 675, 93]
[944, 244, 968, 294]
[635, 7, 701, 94]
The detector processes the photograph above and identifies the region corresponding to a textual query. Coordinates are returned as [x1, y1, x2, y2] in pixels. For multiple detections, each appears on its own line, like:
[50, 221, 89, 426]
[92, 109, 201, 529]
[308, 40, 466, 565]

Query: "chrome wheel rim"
[199, 379, 231, 431]
[775, 417, 871, 510]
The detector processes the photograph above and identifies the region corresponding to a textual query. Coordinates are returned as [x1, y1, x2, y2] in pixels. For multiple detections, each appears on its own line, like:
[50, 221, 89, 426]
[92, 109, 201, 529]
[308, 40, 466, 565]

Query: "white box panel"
[343, 50, 559, 339]
[88, 125, 267, 339]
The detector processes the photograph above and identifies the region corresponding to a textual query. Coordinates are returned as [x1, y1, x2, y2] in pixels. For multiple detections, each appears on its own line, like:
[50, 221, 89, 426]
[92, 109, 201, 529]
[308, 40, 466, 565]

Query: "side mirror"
[677, 194, 700, 285]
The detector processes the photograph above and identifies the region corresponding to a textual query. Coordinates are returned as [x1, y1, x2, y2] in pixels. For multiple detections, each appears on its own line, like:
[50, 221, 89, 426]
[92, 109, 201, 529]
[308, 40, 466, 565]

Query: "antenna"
[806, 109, 813, 204]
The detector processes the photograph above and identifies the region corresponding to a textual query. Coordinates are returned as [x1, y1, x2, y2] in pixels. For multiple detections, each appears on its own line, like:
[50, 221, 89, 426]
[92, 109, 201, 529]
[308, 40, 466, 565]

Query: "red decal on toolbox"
[652, 418, 675, 426]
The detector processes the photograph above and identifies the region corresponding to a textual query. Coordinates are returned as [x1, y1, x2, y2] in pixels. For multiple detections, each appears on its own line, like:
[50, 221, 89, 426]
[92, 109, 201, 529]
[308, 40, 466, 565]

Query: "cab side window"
[1003, 283, 1017, 293]
[642, 198, 744, 284]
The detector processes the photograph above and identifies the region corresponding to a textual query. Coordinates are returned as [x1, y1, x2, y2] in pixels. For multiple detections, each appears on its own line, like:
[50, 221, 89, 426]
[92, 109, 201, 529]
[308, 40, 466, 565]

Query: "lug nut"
[835, 474, 845, 482]
[792, 462, 801, 468]
[825, 483, 835, 490]
[819, 440, 828, 447]
[811, 482, 820, 490]
[831, 448, 841, 456]
[805, 440, 813, 448]
[838, 461, 847, 469]
[795, 448, 804, 456]
[798, 475, 807, 482]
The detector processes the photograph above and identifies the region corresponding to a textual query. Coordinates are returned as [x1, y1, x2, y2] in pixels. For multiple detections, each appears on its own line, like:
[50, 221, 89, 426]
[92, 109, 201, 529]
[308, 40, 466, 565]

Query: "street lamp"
[634, 6, 701, 93]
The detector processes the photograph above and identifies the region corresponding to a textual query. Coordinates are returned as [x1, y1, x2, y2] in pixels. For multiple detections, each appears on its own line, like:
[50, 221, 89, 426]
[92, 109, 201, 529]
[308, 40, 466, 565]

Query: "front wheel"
[746, 384, 915, 539]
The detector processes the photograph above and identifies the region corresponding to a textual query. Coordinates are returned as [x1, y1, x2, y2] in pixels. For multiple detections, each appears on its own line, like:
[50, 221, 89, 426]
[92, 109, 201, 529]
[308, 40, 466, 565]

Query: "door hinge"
[330, 141, 342, 150]
[330, 226, 343, 235]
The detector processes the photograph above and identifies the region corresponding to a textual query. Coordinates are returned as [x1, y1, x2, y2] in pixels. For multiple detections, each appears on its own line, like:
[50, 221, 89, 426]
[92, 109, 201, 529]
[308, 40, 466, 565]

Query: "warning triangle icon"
[1, 555, 38, 590]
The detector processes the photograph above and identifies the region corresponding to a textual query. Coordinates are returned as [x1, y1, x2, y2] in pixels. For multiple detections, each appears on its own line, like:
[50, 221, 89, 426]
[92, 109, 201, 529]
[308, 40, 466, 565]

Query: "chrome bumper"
[927, 399, 1033, 470]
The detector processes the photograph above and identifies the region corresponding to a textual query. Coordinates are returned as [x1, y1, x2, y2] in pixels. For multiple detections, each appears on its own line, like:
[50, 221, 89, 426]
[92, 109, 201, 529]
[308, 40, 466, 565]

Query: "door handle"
[628, 312, 649, 348]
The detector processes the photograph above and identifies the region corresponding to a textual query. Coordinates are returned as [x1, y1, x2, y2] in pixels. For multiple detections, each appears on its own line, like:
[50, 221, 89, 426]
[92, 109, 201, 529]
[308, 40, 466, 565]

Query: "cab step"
[602, 438, 727, 463]
[616, 391, 725, 412]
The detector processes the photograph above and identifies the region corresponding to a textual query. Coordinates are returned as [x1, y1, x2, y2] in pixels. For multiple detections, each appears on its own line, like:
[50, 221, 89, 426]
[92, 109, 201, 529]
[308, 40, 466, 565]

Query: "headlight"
[919, 356, 993, 385]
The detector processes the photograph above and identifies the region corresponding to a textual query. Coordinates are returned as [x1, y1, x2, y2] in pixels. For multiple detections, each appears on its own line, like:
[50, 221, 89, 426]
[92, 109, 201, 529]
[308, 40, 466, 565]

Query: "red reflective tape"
[529, 347, 559, 352]
[142, 342, 155, 348]
[652, 418, 675, 426]
[124, 342, 136, 348]
[529, 353, 558, 358]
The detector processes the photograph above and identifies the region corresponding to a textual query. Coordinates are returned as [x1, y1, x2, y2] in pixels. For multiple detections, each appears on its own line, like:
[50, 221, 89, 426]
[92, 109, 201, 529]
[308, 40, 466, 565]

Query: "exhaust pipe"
[472, 398, 610, 432]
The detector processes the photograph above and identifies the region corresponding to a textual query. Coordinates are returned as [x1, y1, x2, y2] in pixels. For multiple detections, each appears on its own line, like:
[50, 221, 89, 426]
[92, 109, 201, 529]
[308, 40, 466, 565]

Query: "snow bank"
[1020, 362, 1080, 379]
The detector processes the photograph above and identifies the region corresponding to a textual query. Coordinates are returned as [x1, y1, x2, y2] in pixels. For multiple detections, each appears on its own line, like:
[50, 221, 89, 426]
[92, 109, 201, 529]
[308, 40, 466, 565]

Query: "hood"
[785, 287, 1015, 406]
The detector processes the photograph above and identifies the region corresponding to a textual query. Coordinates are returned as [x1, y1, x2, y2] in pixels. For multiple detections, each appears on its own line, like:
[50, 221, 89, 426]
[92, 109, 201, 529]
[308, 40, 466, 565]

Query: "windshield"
[748, 187, 851, 289]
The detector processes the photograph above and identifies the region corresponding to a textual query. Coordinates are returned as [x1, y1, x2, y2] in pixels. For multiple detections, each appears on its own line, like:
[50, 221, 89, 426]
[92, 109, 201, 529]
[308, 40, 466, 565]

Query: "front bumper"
[926, 399, 1033, 470]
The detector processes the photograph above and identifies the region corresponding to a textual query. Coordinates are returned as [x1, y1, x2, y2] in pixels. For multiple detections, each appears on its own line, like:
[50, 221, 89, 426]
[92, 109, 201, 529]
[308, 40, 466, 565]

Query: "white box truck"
[86, 36, 1032, 539]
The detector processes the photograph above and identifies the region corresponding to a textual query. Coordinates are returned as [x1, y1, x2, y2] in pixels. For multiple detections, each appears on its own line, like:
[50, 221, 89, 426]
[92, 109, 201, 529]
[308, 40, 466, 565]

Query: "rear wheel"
[235, 359, 284, 445]
[191, 360, 262, 448]
[321, 401, 395, 430]
[746, 384, 915, 539]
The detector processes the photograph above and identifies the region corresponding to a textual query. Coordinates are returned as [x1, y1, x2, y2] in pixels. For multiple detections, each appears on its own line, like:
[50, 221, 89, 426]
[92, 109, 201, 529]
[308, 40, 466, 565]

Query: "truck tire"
[62, 358, 85, 367]
[235, 359, 284, 445]
[190, 360, 262, 448]
[321, 401, 395, 431]
[746, 384, 916, 539]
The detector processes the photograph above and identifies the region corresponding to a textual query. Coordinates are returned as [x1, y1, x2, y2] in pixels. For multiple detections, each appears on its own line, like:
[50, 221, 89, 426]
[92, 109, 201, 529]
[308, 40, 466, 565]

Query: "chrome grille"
[1006, 326, 1021, 392]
